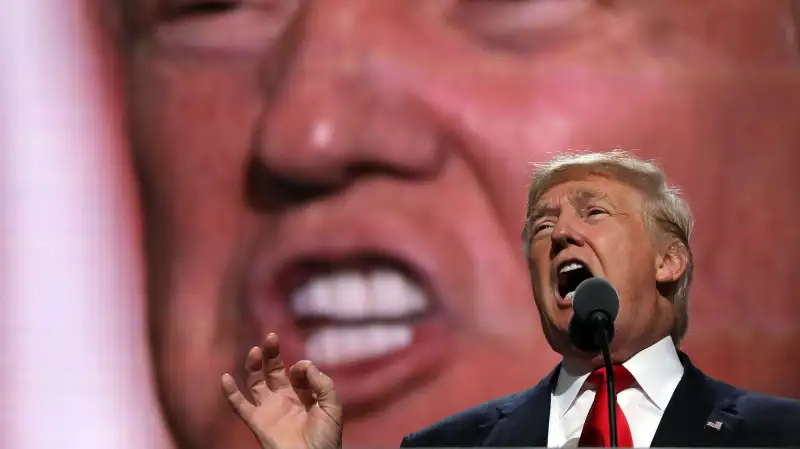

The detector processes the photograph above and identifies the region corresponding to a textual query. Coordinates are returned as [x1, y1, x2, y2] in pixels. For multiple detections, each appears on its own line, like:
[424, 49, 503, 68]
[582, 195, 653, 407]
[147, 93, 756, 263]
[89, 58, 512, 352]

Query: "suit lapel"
[482, 366, 559, 447]
[651, 352, 743, 447]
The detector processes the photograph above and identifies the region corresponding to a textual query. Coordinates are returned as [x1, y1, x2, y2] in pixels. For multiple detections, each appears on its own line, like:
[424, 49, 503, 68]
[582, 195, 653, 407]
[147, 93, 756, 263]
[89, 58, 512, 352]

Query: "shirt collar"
[623, 335, 684, 410]
[552, 362, 591, 419]
[552, 335, 684, 418]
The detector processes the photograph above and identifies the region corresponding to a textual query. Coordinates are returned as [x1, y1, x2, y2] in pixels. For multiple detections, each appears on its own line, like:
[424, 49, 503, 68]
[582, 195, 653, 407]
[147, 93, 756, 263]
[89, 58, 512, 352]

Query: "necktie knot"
[586, 365, 635, 394]
[579, 365, 635, 447]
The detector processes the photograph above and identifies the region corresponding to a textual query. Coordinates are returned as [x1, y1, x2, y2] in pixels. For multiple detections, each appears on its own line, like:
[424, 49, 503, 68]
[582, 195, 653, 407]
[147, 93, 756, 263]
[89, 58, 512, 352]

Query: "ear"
[655, 241, 689, 284]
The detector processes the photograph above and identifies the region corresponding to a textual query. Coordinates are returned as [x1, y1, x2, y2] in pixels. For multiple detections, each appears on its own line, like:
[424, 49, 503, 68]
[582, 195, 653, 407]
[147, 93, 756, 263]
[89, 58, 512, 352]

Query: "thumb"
[306, 365, 342, 424]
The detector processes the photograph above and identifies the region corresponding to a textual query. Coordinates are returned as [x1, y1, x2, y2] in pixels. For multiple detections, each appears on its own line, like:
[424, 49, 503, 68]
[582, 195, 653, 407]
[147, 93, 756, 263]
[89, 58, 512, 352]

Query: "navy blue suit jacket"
[401, 353, 800, 447]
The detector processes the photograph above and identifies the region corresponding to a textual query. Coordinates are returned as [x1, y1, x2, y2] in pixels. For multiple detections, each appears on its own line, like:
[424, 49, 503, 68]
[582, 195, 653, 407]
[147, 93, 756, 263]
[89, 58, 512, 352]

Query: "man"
[106, 0, 800, 447]
[222, 152, 800, 448]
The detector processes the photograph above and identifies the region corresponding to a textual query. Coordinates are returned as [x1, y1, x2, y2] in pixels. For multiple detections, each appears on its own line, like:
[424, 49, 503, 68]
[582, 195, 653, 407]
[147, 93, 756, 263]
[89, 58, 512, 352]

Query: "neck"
[561, 333, 673, 374]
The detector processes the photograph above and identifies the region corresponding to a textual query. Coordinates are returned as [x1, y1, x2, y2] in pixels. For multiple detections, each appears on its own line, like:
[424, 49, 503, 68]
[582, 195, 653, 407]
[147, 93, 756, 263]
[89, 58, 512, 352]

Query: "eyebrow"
[529, 187, 612, 222]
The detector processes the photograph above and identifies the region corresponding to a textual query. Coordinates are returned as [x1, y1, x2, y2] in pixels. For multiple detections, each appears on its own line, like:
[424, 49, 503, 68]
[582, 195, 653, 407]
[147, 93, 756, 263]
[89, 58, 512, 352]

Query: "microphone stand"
[590, 313, 618, 448]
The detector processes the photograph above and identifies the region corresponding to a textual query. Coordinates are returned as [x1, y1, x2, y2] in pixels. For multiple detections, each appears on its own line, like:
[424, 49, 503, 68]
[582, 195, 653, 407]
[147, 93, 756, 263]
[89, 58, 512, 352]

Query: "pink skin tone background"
[99, 1, 800, 448]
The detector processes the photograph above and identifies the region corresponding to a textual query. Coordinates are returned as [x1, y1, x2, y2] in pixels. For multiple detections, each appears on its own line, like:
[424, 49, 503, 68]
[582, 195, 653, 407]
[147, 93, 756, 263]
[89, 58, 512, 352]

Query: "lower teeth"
[306, 324, 413, 365]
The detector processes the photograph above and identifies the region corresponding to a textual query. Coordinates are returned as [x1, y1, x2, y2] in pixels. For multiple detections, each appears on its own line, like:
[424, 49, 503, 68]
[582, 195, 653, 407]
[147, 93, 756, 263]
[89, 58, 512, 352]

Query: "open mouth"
[259, 249, 449, 411]
[556, 260, 594, 302]
[283, 256, 433, 366]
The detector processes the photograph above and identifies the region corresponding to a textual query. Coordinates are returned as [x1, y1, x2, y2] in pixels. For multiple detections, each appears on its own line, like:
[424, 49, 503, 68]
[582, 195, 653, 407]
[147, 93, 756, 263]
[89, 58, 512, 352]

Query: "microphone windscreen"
[572, 277, 620, 323]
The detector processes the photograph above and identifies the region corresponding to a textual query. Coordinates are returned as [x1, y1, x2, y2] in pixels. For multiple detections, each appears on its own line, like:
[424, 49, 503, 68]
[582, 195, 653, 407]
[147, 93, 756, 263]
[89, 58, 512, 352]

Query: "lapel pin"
[705, 420, 723, 431]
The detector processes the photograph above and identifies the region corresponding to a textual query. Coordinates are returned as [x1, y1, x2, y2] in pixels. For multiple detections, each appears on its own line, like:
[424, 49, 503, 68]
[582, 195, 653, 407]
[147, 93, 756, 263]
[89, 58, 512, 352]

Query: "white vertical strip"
[0, 2, 173, 449]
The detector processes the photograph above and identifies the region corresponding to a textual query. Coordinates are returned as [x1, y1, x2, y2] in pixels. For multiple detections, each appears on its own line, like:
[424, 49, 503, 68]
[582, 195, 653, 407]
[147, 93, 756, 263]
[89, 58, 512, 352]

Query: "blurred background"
[3, 1, 800, 449]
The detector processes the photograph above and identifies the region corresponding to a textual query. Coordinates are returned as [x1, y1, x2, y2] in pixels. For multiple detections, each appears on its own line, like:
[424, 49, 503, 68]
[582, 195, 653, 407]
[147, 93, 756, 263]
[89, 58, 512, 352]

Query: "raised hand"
[221, 334, 343, 449]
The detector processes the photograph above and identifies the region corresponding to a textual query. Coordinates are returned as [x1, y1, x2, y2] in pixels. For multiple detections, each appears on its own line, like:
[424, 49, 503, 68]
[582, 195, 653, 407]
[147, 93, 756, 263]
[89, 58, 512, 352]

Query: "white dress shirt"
[547, 336, 684, 447]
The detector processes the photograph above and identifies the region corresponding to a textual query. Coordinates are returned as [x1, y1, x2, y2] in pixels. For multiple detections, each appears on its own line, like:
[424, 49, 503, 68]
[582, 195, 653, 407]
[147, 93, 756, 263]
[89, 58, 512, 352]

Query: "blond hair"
[521, 150, 694, 343]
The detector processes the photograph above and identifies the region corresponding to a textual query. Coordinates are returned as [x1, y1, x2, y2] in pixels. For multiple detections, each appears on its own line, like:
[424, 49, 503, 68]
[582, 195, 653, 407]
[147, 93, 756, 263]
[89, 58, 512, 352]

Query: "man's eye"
[535, 223, 554, 234]
[587, 208, 606, 216]
[153, 0, 297, 52]
[163, 1, 241, 19]
[451, 0, 594, 50]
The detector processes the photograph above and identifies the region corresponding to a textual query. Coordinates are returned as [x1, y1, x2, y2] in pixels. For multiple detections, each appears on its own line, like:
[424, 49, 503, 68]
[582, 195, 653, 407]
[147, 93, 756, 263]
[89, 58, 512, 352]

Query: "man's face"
[527, 174, 675, 362]
[120, 0, 800, 448]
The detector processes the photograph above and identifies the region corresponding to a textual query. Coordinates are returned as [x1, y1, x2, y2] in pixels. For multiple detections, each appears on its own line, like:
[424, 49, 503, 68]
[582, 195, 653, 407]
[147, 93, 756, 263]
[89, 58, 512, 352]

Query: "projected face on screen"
[117, 1, 800, 448]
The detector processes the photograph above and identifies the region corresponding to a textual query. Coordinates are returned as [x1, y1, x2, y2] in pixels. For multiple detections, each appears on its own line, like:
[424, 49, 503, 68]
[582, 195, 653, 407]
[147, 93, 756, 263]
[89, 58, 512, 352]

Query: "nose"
[550, 217, 585, 256]
[253, 1, 446, 192]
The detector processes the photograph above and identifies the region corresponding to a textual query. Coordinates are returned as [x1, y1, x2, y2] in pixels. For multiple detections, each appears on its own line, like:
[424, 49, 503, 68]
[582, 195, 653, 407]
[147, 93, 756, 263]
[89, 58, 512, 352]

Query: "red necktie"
[578, 365, 635, 447]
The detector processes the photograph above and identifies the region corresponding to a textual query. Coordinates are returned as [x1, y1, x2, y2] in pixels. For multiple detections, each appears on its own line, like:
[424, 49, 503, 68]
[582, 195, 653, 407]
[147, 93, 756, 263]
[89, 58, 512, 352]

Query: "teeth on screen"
[305, 325, 413, 365]
[565, 291, 576, 302]
[290, 269, 428, 320]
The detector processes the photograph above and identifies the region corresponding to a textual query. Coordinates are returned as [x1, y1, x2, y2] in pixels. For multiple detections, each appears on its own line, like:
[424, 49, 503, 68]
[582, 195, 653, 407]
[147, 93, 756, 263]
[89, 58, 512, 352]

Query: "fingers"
[244, 333, 291, 404]
[289, 361, 342, 423]
[288, 360, 316, 407]
[305, 364, 339, 411]
[245, 346, 269, 405]
[221, 373, 255, 421]
[261, 333, 292, 391]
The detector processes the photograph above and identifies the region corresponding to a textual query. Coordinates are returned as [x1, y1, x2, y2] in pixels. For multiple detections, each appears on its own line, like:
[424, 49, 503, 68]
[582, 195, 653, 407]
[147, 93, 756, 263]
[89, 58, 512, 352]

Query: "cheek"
[525, 244, 548, 287]
[403, 61, 703, 241]
[130, 56, 262, 406]
[497, 55, 701, 165]
[595, 227, 655, 286]
[130, 55, 262, 264]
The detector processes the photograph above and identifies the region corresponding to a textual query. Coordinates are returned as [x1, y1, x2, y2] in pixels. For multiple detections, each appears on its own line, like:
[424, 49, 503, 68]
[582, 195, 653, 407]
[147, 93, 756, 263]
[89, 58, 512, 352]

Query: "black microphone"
[568, 277, 621, 447]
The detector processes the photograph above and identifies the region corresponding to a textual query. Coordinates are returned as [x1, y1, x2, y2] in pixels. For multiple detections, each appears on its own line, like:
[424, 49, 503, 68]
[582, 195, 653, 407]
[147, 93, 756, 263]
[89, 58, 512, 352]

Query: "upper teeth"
[291, 269, 428, 320]
[290, 268, 428, 365]
[559, 262, 585, 274]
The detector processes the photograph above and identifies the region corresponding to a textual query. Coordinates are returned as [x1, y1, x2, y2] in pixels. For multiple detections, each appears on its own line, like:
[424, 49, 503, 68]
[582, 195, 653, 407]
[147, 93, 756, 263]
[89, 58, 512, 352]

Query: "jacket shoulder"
[735, 388, 800, 429]
[399, 391, 527, 448]
[708, 376, 800, 446]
